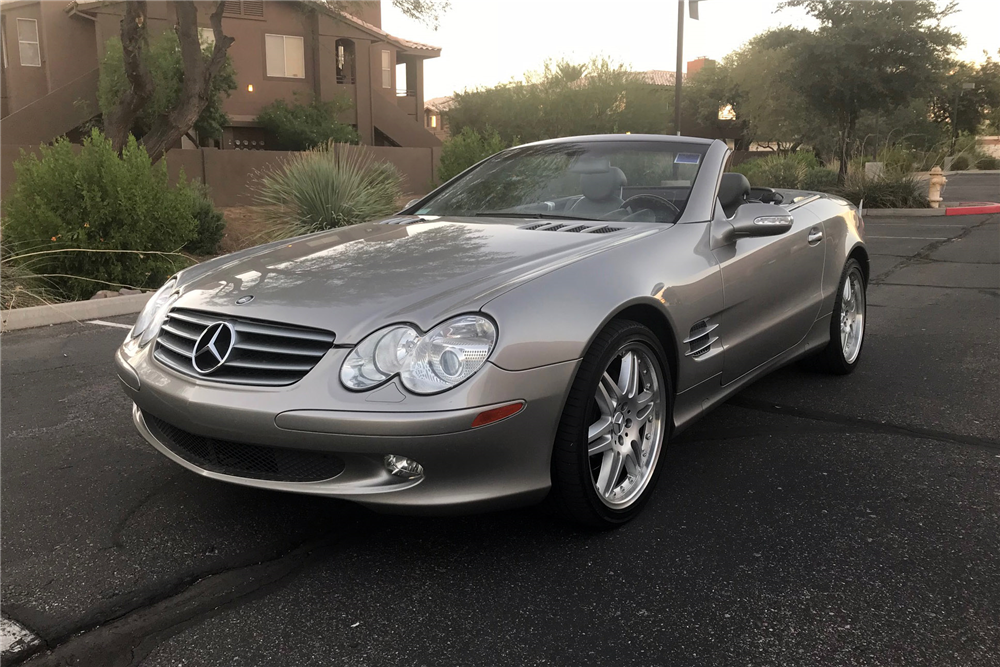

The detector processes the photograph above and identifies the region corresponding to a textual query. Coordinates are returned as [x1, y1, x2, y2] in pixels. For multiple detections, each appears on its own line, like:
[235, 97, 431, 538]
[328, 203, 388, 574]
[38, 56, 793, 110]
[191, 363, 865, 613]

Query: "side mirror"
[726, 203, 793, 240]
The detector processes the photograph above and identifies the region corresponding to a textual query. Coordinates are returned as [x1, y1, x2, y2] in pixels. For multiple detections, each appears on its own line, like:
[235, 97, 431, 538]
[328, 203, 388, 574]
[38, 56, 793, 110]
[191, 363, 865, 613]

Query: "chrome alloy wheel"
[840, 269, 866, 364]
[587, 344, 666, 509]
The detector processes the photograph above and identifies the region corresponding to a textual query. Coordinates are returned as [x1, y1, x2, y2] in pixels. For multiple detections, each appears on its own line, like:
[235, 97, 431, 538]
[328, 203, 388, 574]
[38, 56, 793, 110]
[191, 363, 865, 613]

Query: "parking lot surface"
[2, 213, 998, 666]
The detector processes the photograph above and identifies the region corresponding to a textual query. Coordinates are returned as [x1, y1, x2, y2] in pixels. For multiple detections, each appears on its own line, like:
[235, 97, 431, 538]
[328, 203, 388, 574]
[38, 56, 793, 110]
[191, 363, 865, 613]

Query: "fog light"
[384, 455, 424, 479]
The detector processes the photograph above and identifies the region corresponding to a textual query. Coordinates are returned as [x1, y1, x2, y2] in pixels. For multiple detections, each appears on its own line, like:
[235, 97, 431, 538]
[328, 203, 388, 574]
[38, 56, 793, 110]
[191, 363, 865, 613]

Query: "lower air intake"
[144, 412, 344, 482]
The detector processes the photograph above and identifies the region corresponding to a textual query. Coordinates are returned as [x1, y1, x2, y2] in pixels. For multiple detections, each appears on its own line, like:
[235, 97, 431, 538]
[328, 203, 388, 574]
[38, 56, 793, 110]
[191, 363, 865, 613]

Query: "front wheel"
[549, 320, 672, 528]
[813, 258, 867, 374]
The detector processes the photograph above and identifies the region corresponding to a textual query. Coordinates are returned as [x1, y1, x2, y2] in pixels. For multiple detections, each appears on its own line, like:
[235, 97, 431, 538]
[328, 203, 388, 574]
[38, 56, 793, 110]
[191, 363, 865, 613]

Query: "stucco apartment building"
[0, 0, 442, 149]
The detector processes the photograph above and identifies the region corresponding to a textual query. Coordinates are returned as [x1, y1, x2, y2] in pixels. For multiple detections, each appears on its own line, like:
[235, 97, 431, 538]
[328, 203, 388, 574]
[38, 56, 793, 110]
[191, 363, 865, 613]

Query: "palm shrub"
[837, 171, 928, 209]
[731, 152, 817, 188]
[950, 155, 970, 171]
[255, 141, 402, 234]
[437, 127, 509, 183]
[2, 130, 196, 300]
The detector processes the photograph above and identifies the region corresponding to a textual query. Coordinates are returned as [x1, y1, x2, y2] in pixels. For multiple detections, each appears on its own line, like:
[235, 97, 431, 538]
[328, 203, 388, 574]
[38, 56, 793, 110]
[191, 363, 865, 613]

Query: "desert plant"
[875, 145, 917, 175]
[735, 153, 814, 188]
[182, 184, 226, 255]
[256, 96, 359, 151]
[437, 127, 510, 183]
[950, 154, 970, 171]
[975, 156, 1000, 170]
[2, 130, 196, 300]
[255, 141, 403, 235]
[836, 171, 929, 209]
[801, 167, 839, 192]
[0, 239, 61, 309]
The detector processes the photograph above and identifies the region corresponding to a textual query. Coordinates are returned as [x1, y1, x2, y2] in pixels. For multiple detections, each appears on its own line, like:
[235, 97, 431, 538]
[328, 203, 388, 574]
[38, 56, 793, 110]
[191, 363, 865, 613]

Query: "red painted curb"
[945, 203, 1000, 216]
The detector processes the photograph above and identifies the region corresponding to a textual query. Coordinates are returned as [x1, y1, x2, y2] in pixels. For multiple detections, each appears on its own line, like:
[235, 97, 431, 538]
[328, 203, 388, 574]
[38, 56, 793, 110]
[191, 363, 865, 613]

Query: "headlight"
[341, 315, 497, 394]
[129, 277, 178, 346]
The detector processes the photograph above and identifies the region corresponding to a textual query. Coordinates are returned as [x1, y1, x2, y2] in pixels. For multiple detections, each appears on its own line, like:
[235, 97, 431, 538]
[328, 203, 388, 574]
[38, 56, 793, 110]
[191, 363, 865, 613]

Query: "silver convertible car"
[116, 135, 867, 527]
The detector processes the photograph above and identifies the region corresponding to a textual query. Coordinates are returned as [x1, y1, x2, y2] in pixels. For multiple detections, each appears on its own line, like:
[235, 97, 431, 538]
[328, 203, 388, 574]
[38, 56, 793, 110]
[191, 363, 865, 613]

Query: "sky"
[382, 0, 1000, 100]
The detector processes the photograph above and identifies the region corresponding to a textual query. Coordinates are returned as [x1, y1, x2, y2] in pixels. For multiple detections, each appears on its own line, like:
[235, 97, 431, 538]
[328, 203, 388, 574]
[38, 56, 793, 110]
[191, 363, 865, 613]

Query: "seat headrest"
[580, 167, 627, 202]
[718, 172, 751, 216]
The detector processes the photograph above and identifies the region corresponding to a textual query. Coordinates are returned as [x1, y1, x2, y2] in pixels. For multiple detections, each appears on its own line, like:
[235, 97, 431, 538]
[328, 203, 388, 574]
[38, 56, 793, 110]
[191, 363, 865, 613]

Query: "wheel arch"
[605, 301, 680, 396]
[848, 244, 870, 284]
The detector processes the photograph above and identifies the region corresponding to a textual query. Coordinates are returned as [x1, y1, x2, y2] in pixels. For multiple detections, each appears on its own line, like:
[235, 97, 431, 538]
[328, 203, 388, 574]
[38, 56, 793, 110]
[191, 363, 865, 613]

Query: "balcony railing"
[396, 88, 416, 98]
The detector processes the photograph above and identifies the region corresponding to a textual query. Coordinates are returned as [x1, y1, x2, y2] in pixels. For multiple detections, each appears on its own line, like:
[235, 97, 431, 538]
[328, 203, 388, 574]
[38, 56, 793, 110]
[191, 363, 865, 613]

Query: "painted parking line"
[1, 617, 41, 662]
[87, 319, 134, 330]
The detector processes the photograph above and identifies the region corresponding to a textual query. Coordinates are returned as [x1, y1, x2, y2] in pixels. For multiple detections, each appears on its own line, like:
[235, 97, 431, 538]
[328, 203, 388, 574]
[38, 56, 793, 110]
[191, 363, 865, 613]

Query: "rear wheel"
[813, 258, 866, 374]
[550, 320, 672, 528]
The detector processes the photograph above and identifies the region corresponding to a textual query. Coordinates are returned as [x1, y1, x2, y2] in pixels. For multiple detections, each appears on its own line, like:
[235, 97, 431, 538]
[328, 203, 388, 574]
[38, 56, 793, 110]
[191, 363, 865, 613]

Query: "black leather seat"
[719, 172, 751, 218]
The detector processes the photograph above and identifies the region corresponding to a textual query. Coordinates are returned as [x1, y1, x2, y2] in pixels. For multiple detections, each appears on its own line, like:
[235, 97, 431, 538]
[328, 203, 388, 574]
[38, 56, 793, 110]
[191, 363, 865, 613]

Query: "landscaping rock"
[118, 288, 143, 296]
[90, 290, 120, 300]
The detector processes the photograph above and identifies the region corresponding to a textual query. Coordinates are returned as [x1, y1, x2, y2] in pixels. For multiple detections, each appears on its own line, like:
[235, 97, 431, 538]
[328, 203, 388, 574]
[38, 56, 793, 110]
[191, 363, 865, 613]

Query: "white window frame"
[381, 50, 391, 89]
[16, 18, 41, 68]
[264, 33, 305, 79]
[2, 22, 9, 69]
[198, 27, 216, 51]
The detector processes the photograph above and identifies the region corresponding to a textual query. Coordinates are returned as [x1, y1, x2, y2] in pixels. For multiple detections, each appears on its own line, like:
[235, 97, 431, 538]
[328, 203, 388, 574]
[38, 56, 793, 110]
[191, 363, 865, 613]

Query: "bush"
[733, 153, 812, 188]
[2, 130, 196, 300]
[437, 127, 509, 183]
[800, 167, 839, 192]
[875, 145, 916, 175]
[950, 155, 970, 171]
[255, 141, 402, 235]
[975, 156, 1000, 170]
[182, 184, 226, 255]
[836, 171, 929, 209]
[256, 96, 359, 151]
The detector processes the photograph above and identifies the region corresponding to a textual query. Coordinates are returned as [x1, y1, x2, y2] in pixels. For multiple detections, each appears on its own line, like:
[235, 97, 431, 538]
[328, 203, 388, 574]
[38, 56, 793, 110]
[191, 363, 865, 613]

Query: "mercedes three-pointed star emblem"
[191, 322, 236, 374]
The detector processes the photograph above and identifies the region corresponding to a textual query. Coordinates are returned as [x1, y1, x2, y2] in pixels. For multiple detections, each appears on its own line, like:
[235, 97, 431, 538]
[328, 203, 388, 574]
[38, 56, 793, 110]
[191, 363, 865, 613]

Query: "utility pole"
[674, 1, 700, 136]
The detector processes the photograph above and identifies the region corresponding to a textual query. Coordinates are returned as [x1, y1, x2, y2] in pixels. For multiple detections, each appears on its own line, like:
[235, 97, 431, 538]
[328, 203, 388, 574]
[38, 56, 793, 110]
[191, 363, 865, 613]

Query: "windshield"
[417, 140, 708, 224]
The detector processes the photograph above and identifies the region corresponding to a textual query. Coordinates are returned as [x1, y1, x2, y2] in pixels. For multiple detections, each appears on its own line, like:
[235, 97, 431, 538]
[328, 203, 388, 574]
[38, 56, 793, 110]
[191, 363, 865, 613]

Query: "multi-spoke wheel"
[814, 258, 867, 374]
[550, 319, 671, 527]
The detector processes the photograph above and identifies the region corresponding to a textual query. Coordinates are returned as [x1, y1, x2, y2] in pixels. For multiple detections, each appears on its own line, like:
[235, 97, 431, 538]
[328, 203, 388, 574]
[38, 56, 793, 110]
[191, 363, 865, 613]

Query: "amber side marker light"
[471, 402, 525, 428]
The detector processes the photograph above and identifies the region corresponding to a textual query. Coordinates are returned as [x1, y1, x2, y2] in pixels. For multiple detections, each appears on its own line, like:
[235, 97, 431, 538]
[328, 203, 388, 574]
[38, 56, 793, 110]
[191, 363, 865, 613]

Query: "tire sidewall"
[567, 323, 672, 525]
[829, 259, 867, 373]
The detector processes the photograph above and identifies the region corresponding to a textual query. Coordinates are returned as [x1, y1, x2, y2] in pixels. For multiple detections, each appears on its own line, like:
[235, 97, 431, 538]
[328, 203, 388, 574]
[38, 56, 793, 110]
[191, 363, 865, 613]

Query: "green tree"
[446, 58, 671, 146]
[99, 29, 236, 144]
[930, 52, 1000, 149]
[779, 0, 964, 180]
[437, 127, 509, 182]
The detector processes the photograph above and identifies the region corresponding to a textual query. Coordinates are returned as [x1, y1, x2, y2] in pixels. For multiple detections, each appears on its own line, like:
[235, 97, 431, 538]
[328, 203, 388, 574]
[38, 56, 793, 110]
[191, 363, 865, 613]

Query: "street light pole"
[674, 1, 684, 136]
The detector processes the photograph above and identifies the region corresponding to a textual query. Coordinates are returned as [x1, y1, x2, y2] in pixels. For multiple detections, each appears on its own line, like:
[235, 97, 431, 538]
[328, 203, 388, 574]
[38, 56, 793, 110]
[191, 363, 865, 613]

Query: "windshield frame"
[402, 137, 720, 224]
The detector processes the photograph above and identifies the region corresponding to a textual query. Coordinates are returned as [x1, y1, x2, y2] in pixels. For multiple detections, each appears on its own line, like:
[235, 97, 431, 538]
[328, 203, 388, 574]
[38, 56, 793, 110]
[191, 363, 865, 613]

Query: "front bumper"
[116, 343, 578, 513]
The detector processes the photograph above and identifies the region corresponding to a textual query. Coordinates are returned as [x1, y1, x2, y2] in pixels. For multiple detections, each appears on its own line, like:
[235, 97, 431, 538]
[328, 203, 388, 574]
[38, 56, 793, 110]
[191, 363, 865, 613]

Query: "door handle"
[807, 227, 823, 244]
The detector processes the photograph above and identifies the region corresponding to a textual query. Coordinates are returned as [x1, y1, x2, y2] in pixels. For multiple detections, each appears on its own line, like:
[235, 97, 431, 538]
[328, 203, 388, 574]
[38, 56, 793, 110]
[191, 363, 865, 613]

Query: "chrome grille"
[153, 308, 334, 386]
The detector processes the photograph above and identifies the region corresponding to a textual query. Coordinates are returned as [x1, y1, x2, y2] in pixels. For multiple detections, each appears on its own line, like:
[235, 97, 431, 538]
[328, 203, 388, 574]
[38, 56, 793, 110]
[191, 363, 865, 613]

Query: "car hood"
[173, 217, 657, 344]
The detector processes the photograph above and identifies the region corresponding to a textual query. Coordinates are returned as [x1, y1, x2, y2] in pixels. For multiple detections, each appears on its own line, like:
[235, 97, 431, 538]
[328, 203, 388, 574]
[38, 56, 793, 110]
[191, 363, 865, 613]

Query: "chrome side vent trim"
[153, 308, 335, 386]
[683, 321, 719, 358]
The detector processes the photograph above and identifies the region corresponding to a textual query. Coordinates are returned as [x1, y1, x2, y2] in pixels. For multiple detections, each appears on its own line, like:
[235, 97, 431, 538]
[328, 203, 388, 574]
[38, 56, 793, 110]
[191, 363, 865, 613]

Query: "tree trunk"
[104, 1, 153, 151]
[837, 112, 856, 184]
[140, 1, 234, 161]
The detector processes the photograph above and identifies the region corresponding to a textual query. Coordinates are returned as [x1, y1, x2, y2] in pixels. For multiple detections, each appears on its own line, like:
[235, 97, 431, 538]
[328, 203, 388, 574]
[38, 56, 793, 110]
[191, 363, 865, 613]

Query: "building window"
[430, 114, 437, 128]
[16, 18, 41, 67]
[381, 50, 391, 89]
[265, 34, 304, 79]
[2, 19, 8, 69]
[335, 39, 355, 84]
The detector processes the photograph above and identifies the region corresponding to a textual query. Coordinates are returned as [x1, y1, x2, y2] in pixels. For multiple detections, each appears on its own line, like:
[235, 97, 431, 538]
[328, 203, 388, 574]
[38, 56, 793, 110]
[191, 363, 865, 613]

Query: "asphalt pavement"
[2, 213, 998, 667]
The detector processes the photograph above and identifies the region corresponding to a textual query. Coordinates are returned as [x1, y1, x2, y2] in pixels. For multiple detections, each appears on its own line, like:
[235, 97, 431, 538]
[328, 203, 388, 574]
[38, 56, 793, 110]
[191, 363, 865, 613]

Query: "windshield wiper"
[472, 211, 604, 221]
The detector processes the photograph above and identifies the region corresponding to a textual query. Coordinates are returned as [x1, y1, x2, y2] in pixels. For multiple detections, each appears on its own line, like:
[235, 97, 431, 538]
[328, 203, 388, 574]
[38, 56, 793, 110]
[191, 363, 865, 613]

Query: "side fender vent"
[378, 216, 421, 225]
[683, 320, 719, 358]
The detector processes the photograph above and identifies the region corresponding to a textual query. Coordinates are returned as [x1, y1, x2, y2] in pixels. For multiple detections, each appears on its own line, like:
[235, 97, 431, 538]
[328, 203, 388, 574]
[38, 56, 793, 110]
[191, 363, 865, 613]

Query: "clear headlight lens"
[129, 277, 178, 346]
[340, 315, 497, 394]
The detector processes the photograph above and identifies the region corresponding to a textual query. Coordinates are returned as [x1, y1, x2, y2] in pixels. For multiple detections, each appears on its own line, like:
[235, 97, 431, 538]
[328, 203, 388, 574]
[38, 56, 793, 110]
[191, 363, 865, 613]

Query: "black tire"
[813, 258, 866, 375]
[549, 319, 673, 528]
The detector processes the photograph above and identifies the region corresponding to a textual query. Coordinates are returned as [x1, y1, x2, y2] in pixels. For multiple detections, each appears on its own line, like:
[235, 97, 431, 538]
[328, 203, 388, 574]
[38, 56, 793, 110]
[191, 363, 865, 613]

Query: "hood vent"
[519, 222, 623, 234]
[378, 216, 421, 225]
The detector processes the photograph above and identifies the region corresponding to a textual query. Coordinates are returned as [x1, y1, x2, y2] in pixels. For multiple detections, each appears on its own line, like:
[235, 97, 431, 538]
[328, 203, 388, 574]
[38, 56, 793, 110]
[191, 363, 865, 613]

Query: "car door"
[712, 205, 825, 385]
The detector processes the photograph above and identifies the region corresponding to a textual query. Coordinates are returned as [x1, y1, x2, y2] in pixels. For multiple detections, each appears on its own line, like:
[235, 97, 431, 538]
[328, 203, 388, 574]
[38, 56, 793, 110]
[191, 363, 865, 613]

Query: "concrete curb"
[864, 203, 1000, 217]
[1, 293, 151, 333]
